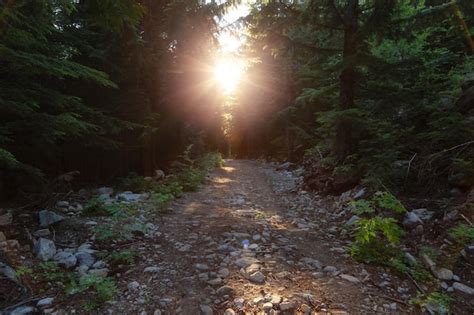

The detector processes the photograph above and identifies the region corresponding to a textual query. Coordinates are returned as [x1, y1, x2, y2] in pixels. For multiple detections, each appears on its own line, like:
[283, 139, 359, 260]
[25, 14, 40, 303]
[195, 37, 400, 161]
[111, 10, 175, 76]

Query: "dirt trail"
[106, 160, 413, 314]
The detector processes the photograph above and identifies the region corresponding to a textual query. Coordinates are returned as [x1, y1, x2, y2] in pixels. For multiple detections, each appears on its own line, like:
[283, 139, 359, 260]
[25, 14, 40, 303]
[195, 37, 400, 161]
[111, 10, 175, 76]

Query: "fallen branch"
[405, 272, 425, 294]
[429, 140, 474, 158]
[460, 213, 473, 227]
[405, 153, 417, 179]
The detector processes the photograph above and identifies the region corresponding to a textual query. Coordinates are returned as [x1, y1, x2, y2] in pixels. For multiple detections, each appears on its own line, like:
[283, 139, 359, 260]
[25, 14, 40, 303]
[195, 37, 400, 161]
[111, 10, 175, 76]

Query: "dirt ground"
[84, 160, 419, 315]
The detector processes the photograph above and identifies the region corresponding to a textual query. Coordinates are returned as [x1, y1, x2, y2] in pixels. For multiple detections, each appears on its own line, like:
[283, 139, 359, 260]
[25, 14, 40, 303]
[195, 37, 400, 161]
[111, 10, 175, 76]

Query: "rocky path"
[104, 160, 414, 314]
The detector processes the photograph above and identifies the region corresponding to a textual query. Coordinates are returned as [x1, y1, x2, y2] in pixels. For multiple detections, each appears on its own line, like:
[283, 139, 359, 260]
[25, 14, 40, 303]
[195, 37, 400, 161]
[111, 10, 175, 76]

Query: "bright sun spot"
[213, 58, 244, 94]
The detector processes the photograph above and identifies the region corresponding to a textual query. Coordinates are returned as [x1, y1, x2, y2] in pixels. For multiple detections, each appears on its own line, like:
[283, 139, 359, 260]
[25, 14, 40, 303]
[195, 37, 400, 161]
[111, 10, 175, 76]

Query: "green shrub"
[372, 191, 406, 213]
[151, 192, 175, 212]
[449, 224, 474, 245]
[100, 250, 137, 266]
[83, 197, 121, 216]
[350, 191, 406, 215]
[154, 179, 183, 198]
[349, 199, 375, 215]
[420, 245, 440, 262]
[116, 172, 152, 192]
[388, 256, 433, 283]
[351, 216, 405, 263]
[93, 223, 133, 241]
[66, 275, 118, 309]
[412, 292, 453, 314]
[198, 152, 224, 170]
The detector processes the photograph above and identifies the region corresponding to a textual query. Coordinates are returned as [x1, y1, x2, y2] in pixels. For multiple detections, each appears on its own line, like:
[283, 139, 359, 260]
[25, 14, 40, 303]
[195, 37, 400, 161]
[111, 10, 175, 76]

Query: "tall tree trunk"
[335, 0, 358, 161]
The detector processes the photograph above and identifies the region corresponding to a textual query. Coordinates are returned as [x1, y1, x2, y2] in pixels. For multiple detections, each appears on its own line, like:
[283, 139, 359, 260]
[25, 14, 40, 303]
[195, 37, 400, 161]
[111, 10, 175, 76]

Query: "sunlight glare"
[213, 58, 244, 94]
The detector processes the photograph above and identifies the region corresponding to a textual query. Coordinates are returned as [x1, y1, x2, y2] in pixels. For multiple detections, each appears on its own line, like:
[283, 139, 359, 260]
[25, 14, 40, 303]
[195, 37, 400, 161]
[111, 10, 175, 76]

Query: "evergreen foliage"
[235, 0, 474, 194]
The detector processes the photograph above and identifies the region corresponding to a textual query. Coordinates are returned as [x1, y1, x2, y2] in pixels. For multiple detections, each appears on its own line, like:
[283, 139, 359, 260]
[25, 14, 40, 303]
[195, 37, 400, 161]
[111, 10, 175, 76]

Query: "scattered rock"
[0, 262, 18, 282]
[56, 201, 69, 208]
[234, 298, 245, 308]
[300, 303, 311, 314]
[33, 229, 50, 238]
[271, 295, 282, 305]
[345, 215, 360, 226]
[200, 304, 213, 315]
[425, 299, 449, 315]
[218, 267, 230, 278]
[53, 251, 77, 268]
[340, 274, 360, 283]
[279, 301, 295, 311]
[248, 271, 265, 284]
[37, 297, 54, 308]
[299, 257, 322, 270]
[10, 306, 36, 315]
[144, 266, 161, 273]
[432, 268, 453, 281]
[421, 254, 436, 269]
[39, 210, 65, 227]
[452, 282, 474, 295]
[195, 263, 209, 271]
[217, 285, 235, 296]
[208, 277, 223, 286]
[223, 309, 236, 315]
[127, 281, 140, 292]
[75, 251, 94, 267]
[323, 266, 337, 273]
[404, 252, 417, 265]
[353, 188, 366, 200]
[262, 302, 273, 312]
[88, 268, 109, 277]
[97, 187, 113, 195]
[0, 232, 6, 241]
[34, 238, 56, 261]
[92, 260, 106, 269]
[403, 212, 423, 228]
[412, 208, 434, 221]
[235, 257, 255, 268]
[0, 212, 12, 226]
[117, 191, 148, 202]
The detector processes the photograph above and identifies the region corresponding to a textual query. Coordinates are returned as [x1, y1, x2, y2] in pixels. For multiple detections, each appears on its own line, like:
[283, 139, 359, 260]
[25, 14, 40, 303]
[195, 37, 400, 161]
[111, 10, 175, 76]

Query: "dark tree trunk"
[335, 0, 358, 161]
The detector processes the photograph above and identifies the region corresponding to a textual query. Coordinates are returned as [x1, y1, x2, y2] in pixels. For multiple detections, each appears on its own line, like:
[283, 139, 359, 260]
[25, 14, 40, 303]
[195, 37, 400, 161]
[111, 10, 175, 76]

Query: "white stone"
[452, 282, 474, 295]
[340, 274, 360, 283]
[34, 238, 56, 261]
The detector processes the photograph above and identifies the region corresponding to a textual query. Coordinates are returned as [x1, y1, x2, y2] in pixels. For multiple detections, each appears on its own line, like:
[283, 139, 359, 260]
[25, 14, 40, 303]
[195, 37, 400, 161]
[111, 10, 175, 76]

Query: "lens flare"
[213, 58, 244, 94]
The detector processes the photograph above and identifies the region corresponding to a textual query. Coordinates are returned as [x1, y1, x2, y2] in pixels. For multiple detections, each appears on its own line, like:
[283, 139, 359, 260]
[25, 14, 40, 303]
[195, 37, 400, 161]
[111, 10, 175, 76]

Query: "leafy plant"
[66, 275, 118, 308]
[349, 199, 375, 215]
[83, 197, 121, 216]
[151, 192, 175, 212]
[116, 172, 155, 193]
[351, 216, 405, 263]
[420, 246, 440, 262]
[349, 191, 406, 215]
[100, 250, 137, 266]
[412, 292, 453, 314]
[372, 191, 406, 214]
[93, 223, 133, 242]
[38, 262, 68, 282]
[449, 224, 474, 245]
[388, 256, 433, 283]
[15, 266, 33, 277]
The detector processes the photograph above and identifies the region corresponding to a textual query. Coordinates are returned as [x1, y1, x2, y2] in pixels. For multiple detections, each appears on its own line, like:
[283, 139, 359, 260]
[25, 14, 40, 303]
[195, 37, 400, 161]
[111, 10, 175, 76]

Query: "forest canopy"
[0, 0, 473, 199]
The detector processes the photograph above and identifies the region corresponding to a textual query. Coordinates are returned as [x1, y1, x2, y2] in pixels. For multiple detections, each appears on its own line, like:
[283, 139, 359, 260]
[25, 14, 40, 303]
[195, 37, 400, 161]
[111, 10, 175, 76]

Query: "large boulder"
[34, 238, 56, 261]
[53, 251, 77, 269]
[38, 210, 64, 227]
[403, 211, 423, 228]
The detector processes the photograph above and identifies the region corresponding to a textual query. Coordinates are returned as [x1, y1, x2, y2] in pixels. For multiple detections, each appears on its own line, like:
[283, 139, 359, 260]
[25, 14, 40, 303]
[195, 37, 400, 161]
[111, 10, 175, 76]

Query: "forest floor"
[87, 159, 417, 314]
[6, 159, 474, 314]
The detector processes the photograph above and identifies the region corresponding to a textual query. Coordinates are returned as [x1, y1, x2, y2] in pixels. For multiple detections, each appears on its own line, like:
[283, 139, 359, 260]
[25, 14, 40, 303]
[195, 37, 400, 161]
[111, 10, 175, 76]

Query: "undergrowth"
[349, 191, 406, 263]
